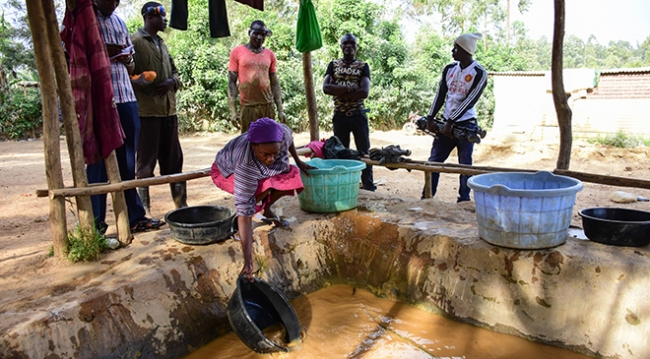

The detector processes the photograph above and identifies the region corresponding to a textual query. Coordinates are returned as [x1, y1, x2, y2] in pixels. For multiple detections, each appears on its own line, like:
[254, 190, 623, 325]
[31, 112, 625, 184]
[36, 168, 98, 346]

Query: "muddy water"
[182, 285, 592, 359]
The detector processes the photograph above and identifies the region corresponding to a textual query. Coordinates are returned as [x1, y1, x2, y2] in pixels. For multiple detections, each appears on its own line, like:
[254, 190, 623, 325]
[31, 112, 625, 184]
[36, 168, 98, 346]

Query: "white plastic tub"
[468, 171, 583, 249]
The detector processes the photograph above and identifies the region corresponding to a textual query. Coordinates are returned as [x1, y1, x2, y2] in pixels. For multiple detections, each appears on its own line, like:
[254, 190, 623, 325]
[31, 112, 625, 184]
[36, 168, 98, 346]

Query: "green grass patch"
[586, 130, 650, 148]
[66, 224, 108, 262]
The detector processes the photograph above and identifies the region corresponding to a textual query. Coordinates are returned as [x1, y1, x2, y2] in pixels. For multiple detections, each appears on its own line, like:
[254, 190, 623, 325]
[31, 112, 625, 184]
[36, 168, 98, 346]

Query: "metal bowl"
[164, 205, 235, 245]
[578, 207, 650, 247]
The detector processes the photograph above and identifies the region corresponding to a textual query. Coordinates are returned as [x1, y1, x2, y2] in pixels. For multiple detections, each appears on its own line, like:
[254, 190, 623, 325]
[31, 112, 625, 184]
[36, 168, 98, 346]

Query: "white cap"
[455, 32, 482, 55]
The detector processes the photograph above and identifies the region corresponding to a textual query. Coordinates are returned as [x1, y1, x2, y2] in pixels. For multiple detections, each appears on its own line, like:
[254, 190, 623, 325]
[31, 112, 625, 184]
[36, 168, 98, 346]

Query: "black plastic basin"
[578, 207, 650, 247]
[164, 205, 235, 245]
[227, 276, 301, 353]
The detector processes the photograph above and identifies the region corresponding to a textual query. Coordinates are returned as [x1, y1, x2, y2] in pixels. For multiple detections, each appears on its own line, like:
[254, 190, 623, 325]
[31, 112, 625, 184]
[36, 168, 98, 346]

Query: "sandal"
[260, 216, 289, 228]
[130, 218, 165, 233]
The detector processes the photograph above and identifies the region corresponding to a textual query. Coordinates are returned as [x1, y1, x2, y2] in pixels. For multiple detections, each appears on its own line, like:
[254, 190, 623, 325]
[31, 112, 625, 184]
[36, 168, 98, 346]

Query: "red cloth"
[234, 0, 263, 11]
[305, 140, 325, 158]
[210, 162, 303, 214]
[61, 0, 124, 164]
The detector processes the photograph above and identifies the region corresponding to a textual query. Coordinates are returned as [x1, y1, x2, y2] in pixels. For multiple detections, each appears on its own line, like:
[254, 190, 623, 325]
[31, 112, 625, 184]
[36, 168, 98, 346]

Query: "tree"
[552, 0, 571, 170]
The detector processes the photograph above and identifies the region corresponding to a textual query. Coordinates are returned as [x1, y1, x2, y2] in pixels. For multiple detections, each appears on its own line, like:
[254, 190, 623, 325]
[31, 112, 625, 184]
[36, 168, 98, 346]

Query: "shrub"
[0, 87, 43, 140]
[587, 130, 647, 148]
[65, 224, 107, 262]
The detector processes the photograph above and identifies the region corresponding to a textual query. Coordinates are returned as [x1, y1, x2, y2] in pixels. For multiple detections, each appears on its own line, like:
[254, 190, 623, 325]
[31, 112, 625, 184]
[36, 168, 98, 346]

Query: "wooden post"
[302, 52, 320, 141]
[25, 0, 68, 257]
[423, 171, 432, 198]
[41, 0, 95, 232]
[104, 146, 132, 245]
[552, 0, 572, 170]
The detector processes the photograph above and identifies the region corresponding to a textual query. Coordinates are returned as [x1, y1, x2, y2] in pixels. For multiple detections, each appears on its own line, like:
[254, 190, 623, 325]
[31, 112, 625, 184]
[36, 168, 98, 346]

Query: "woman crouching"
[211, 117, 315, 281]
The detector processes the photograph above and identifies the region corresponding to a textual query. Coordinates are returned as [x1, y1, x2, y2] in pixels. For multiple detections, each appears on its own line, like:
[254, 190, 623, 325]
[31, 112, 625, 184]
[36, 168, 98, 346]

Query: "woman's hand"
[238, 215, 255, 282]
[295, 159, 316, 175]
[240, 261, 254, 282]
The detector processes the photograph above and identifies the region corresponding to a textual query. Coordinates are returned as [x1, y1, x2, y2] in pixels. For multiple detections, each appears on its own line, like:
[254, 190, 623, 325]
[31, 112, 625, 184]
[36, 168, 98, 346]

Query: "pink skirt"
[210, 162, 304, 213]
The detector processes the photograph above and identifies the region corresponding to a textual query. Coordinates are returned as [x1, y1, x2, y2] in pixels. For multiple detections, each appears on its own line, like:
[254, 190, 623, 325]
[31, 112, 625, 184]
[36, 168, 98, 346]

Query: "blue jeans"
[422, 120, 476, 201]
[86, 102, 147, 227]
[332, 112, 375, 191]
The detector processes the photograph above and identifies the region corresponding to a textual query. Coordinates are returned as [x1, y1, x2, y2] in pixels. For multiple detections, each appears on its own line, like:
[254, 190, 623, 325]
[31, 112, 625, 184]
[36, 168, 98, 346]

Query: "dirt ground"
[2, 129, 650, 318]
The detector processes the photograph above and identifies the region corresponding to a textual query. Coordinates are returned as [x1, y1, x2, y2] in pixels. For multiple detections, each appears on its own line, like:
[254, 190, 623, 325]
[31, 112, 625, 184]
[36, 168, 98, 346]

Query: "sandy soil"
[2, 129, 650, 314]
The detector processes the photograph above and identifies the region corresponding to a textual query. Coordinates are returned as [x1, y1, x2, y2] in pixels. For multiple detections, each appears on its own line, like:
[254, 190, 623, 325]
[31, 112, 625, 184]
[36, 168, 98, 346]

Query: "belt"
[335, 108, 370, 117]
[455, 119, 477, 125]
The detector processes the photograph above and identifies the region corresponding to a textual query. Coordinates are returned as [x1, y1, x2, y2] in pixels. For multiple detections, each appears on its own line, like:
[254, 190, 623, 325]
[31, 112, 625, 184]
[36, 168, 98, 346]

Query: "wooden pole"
[104, 151, 132, 245]
[41, 0, 95, 232]
[40, 168, 212, 198]
[26, 0, 68, 257]
[552, 0, 572, 170]
[39, 152, 650, 200]
[423, 172, 432, 198]
[302, 52, 320, 141]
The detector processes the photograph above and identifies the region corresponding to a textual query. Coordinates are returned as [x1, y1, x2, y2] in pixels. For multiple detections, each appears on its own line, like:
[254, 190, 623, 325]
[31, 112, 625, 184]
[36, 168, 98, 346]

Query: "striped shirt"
[95, 11, 137, 104]
[214, 124, 293, 216]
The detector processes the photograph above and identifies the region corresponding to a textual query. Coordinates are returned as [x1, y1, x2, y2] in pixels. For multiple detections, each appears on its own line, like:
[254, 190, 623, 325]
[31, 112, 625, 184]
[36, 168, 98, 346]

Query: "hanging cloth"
[169, 0, 231, 38]
[60, 0, 124, 164]
[234, 0, 263, 11]
[295, 0, 322, 53]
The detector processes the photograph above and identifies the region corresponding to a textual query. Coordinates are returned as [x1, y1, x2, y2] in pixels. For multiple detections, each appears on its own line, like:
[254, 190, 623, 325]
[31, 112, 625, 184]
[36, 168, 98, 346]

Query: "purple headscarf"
[247, 117, 284, 143]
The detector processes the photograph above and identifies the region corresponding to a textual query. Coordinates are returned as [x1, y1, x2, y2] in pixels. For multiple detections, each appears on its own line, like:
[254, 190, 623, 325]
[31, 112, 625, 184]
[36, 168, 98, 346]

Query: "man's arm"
[323, 74, 350, 95]
[269, 72, 285, 122]
[154, 52, 179, 97]
[340, 76, 369, 100]
[427, 65, 451, 119]
[228, 71, 239, 124]
[169, 54, 181, 91]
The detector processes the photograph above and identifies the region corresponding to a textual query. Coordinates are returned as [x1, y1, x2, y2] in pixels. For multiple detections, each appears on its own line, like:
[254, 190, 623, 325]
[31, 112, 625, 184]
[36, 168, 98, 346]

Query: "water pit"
[2, 194, 649, 359]
[184, 285, 592, 359]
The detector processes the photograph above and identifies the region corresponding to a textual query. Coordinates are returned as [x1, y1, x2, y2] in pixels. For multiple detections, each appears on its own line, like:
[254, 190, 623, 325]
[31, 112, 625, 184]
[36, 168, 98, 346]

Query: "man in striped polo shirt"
[88, 0, 163, 233]
[422, 32, 488, 203]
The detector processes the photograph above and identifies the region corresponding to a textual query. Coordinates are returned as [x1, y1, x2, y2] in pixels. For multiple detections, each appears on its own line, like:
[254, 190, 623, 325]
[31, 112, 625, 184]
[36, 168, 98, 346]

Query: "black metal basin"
[578, 207, 650, 247]
[164, 205, 235, 245]
[227, 276, 301, 353]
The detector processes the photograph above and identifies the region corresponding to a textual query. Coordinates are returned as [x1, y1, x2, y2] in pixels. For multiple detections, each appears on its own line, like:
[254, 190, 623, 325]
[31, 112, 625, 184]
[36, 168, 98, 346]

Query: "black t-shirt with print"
[325, 59, 370, 112]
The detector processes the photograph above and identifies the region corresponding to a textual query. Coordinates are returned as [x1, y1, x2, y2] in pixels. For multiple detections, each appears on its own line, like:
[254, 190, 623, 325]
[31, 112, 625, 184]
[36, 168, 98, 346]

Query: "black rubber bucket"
[165, 205, 236, 245]
[578, 207, 650, 247]
[227, 277, 301, 353]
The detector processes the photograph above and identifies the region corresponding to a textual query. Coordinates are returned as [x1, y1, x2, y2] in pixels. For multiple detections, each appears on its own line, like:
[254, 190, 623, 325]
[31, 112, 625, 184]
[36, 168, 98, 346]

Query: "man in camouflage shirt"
[323, 33, 375, 191]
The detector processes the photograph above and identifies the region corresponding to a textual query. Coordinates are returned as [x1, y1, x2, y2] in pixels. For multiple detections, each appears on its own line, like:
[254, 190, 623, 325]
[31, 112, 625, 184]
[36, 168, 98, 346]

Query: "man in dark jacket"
[131, 2, 187, 214]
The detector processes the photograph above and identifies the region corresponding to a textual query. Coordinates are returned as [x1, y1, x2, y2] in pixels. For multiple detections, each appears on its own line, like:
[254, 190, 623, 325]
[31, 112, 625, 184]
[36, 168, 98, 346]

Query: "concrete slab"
[2, 193, 648, 358]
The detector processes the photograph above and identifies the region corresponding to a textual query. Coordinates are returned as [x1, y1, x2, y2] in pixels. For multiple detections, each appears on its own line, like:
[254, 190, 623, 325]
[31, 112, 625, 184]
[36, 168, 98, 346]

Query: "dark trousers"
[86, 102, 146, 227]
[332, 113, 375, 191]
[422, 120, 476, 201]
[169, 0, 230, 38]
[136, 115, 184, 179]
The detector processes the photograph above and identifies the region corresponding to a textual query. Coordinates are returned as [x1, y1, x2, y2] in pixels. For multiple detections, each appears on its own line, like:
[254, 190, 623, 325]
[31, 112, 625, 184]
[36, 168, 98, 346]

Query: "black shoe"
[96, 221, 109, 234]
[456, 197, 471, 203]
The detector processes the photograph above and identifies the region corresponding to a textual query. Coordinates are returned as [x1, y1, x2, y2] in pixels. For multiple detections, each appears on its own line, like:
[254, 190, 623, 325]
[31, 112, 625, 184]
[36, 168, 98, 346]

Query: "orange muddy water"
[182, 285, 593, 359]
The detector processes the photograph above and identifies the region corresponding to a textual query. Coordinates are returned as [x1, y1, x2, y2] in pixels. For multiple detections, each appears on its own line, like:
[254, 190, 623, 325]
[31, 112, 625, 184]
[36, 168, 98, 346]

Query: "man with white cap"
[422, 32, 487, 203]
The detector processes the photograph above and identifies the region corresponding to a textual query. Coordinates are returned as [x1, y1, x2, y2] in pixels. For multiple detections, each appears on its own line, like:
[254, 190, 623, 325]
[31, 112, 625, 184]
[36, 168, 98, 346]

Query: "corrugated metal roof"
[490, 67, 650, 77]
[599, 67, 650, 75]
[488, 71, 546, 76]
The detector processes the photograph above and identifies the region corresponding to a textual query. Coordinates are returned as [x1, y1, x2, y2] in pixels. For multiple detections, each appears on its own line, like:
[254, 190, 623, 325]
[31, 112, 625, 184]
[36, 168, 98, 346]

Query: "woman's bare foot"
[261, 208, 288, 228]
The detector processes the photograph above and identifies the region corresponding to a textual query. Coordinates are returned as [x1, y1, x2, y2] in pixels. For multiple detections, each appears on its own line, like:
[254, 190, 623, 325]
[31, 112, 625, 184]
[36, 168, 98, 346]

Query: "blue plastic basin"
[299, 158, 366, 213]
[468, 171, 583, 249]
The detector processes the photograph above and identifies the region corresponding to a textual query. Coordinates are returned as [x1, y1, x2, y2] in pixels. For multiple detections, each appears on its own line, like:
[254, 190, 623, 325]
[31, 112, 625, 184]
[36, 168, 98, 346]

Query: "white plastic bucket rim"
[467, 170, 583, 197]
